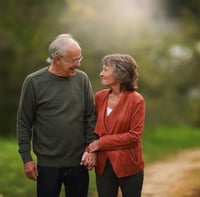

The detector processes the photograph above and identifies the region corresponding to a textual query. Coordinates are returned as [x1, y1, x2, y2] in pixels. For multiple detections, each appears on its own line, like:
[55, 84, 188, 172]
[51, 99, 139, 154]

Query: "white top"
[107, 107, 112, 116]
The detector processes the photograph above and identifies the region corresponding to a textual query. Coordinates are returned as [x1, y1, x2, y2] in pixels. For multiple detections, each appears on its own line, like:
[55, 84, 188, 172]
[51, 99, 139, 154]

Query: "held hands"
[24, 161, 38, 181]
[80, 152, 97, 170]
[80, 140, 99, 170]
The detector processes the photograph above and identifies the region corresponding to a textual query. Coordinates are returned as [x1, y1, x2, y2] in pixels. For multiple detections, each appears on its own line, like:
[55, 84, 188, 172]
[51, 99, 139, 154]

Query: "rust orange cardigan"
[94, 89, 145, 178]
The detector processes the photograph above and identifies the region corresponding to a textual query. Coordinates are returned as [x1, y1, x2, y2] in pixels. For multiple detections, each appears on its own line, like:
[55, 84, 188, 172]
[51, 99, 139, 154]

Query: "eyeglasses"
[60, 55, 83, 64]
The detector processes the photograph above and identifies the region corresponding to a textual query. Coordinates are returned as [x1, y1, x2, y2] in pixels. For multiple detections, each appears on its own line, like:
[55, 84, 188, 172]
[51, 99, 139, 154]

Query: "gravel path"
[141, 148, 200, 197]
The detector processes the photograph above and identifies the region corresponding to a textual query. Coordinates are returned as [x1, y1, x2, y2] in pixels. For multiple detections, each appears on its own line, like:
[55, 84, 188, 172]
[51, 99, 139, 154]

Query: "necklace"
[108, 92, 123, 109]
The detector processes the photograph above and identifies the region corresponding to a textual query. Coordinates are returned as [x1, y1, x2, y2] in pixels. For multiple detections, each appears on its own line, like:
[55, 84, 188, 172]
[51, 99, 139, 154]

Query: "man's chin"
[70, 70, 76, 76]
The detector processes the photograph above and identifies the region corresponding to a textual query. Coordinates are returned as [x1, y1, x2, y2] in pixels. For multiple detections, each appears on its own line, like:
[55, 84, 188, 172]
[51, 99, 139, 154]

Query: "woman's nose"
[99, 71, 103, 77]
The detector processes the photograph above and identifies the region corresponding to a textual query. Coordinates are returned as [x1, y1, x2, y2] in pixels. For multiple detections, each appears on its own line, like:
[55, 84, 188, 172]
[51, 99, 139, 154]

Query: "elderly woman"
[89, 54, 145, 197]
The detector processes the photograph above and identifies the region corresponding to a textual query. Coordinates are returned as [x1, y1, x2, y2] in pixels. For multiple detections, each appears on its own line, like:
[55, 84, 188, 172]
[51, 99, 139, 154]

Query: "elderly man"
[17, 34, 97, 197]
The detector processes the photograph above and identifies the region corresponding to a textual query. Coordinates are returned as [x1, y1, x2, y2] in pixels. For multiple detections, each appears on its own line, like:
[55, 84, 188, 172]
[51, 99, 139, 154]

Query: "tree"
[0, 0, 66, 136]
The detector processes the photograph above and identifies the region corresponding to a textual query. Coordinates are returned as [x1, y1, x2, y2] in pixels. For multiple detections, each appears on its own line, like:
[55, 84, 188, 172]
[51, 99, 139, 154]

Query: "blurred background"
[0, 0, 199, 137]
[0, 0, 200, 196]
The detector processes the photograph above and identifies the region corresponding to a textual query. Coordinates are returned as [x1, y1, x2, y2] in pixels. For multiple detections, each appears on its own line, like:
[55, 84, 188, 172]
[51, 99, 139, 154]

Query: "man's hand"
[24, 161, 38, 181]
[80, 152, 97, 170]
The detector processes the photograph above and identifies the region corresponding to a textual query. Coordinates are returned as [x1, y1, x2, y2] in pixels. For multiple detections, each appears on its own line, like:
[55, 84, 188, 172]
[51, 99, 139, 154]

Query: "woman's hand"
[89, 140, 99, 152]
[80, 152, 97, 170]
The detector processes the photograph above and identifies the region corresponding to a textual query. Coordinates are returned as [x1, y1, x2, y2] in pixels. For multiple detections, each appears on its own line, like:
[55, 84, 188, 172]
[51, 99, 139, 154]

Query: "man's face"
[58, 43, 82, 77]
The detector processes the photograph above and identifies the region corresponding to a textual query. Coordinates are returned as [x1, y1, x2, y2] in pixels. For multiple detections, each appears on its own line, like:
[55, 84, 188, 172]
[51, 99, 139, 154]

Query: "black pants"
[37, 165, 89, 197]
[96, 160, 144, 197]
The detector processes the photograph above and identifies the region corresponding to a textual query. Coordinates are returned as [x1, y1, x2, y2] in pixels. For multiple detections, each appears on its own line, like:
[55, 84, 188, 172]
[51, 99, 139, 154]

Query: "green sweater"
[17, 67, 97, 167]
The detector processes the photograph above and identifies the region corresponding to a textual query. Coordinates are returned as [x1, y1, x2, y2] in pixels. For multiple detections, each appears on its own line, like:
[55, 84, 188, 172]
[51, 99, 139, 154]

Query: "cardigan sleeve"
[98, 97, 145, 151]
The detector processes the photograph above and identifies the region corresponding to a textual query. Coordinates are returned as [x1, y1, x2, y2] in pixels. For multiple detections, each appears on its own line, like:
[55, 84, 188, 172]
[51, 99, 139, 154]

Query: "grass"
[0, 124, 200, 197]
[142, 124, 200, 163]
[0, 139, 36, 197]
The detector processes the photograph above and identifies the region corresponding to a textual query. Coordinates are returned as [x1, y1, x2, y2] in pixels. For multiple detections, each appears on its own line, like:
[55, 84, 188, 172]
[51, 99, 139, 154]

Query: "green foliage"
[0, 0, 67, 136]
[0, 0, 200, 136]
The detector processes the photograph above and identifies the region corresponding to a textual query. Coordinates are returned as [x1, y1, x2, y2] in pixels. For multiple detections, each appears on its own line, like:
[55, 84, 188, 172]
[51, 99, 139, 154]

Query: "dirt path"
[141, 148, 200, 197]
[90, 148, 200, 197]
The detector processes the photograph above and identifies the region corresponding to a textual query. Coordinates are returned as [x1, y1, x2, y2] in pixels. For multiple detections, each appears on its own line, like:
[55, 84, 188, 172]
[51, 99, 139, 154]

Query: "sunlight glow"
[61, 0, 167, 36]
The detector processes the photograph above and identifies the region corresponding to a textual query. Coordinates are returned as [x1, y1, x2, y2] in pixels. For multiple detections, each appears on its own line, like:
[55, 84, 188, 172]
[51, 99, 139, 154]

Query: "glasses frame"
[59, 55, 83, 64]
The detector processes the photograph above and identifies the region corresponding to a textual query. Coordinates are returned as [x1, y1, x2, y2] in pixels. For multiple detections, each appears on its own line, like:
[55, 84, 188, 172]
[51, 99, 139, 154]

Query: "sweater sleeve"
[17, 76, 36, 163]
[98, 97, 145, 151]
[83, 75, 98, 144]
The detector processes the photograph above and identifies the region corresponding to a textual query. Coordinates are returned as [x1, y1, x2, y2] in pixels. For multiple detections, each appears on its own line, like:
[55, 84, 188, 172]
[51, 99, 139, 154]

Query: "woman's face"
[100, 65, 118, 86]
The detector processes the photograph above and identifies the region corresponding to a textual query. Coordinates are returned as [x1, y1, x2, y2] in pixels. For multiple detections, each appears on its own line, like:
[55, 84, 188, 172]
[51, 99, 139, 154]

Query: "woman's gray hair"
[48, 34, 80, 63]
[102, 54, 139, 91]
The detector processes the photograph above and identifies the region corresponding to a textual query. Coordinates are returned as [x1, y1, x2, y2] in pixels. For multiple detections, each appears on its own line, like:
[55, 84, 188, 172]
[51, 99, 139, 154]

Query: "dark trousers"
[37, 165, 89, 197]
[96, 160, 144, 197]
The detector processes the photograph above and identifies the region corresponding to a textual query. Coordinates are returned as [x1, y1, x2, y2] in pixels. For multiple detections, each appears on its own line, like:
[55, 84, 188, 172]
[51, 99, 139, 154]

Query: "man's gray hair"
[48, 34, 79, 63]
